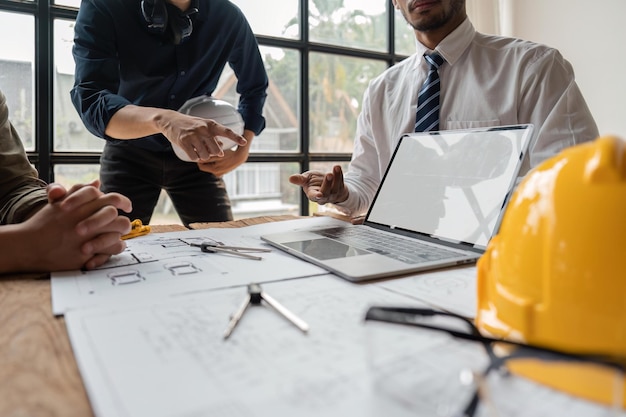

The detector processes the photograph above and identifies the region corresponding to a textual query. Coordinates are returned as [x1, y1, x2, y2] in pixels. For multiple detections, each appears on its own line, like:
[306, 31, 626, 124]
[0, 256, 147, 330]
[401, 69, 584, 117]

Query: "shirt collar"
[413, 17, 475, 67]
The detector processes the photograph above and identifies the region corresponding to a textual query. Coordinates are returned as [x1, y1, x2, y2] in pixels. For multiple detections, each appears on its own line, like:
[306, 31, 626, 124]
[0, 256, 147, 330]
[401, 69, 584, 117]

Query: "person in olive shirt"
[0, 90, 132, 273]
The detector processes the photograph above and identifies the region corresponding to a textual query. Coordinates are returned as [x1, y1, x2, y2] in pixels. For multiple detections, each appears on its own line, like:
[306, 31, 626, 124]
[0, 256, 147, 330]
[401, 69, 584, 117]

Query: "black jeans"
[100, 142, 233, 227]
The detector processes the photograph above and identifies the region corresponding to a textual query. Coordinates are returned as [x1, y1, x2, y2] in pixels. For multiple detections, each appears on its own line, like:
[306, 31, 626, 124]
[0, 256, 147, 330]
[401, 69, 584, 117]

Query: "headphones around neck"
[141, 0, 199, 45]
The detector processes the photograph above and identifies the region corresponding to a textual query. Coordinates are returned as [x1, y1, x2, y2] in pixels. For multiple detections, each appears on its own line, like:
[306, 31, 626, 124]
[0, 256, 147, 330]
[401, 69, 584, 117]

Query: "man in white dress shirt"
[290, 0, 598, 218]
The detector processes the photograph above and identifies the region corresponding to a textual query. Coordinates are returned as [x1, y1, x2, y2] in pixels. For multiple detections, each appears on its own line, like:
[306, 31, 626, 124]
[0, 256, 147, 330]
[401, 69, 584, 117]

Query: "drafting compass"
[223, 283, 309, 340]
[189, 242, 271, 260]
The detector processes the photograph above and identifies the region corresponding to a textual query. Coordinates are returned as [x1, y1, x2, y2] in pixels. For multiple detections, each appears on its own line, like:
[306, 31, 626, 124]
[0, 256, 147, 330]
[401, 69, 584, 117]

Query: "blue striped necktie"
[414, 52, 445, 132]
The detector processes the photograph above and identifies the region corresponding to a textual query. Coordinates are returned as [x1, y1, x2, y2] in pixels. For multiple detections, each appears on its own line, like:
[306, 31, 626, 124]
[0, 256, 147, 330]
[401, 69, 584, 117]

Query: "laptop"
[261, 124, 534, 282]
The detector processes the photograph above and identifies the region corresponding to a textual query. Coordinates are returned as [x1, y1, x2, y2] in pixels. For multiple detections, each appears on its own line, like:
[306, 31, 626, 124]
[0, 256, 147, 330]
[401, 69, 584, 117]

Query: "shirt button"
[170, 94, 176, 100]
[180, 71, 186, 76]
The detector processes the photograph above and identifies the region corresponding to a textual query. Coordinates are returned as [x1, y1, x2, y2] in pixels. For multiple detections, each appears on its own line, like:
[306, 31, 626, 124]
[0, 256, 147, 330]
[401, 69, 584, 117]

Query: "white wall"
[500, 0, 626, 138]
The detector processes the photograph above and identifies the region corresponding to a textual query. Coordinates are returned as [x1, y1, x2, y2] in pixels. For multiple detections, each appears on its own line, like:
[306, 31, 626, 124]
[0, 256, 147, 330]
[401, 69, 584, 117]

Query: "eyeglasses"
[364, 306, 626, 417]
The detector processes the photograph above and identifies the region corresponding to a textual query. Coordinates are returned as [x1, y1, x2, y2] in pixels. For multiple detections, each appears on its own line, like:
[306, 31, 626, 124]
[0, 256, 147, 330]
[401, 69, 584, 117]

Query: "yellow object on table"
[121, 219, 151, 240]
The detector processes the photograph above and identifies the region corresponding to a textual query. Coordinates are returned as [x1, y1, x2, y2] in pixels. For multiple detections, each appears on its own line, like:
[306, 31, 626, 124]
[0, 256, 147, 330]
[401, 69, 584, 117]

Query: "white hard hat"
[172, 95, 244, 162]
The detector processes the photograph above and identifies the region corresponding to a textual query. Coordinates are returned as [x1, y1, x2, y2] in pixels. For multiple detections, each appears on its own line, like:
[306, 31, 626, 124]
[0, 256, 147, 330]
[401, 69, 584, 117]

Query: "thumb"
[88, 178, 101, 189]
[46, 183, 68, 203]
[289, 174, 306, 185]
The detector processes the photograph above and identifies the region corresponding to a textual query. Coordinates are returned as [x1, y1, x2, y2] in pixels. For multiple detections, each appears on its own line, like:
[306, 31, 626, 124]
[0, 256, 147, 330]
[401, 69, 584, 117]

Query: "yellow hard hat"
[476, 135, 626, 406]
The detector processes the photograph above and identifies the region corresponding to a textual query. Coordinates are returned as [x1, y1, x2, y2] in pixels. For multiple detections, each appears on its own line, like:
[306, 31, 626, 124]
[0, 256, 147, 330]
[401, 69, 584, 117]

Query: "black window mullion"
[34, 0, 53, 182]
[300, 0, 311, 215]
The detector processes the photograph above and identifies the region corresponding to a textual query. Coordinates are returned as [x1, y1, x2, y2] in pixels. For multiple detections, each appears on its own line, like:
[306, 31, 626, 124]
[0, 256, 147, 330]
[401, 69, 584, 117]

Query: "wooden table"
[0, 215, 304, 417]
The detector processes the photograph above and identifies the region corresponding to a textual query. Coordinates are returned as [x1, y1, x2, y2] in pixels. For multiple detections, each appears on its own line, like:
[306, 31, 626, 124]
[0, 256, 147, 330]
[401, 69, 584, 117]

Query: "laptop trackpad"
[282, 238, 370, 260]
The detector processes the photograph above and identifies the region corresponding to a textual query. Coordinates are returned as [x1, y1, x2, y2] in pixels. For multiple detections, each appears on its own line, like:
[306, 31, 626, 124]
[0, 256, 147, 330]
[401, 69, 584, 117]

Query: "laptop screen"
[365, 125, 533, 249]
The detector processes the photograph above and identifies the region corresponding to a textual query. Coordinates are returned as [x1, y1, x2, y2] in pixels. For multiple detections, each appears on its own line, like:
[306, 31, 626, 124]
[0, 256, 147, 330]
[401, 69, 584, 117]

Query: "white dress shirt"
[337, 18, 598, 215]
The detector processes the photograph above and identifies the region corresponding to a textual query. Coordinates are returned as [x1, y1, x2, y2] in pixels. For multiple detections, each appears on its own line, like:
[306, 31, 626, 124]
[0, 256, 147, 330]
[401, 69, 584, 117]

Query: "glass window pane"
[150, 191, 183, 225]
[309, 0, 388, 51]
[54, 19, 105, 152]
[261, 47, 300, 152]
[394, 11, 416, 56]
[309, 53, 386, 152]
[54, 164, 101, 188]
[309, 161, 350, 173]
[230, 0, 299, 39]
[54, 164, 185, 226]
[0, 12, 34, 151]
[55, 162, 302, 224]
[55, 0, 81, 7]
[215, 46, 300, 152]
[223, 162, 301, 219]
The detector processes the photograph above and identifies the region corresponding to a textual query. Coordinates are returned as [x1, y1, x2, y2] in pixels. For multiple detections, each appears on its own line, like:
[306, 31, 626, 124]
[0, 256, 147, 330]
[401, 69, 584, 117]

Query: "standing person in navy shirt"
[71, 0, 268, 227]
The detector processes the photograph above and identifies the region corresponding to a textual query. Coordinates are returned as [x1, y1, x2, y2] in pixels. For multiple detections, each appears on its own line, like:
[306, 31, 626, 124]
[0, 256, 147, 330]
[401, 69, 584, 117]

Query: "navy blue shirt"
[71, 0, 268, 151]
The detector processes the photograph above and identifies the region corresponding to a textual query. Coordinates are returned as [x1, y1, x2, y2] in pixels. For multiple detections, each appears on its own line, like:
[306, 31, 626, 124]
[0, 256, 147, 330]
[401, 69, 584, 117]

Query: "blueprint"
[51, 216, 344, 315]
[65, 275, 623, 417]
[378, 265, 477, 318]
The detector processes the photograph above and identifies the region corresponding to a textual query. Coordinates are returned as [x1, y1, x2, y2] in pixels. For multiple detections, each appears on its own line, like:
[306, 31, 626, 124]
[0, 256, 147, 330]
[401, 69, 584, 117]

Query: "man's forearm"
[104, 105, 175, 140]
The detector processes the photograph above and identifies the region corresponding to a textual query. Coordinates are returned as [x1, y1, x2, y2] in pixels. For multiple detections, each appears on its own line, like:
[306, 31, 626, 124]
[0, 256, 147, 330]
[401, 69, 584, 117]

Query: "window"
[0, 0, 409, 223]
[0, 10, 35, 151]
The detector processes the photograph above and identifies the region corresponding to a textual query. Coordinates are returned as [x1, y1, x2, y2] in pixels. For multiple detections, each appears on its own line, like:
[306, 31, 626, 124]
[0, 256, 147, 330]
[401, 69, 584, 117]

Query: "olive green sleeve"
[0, 90, 47, 225]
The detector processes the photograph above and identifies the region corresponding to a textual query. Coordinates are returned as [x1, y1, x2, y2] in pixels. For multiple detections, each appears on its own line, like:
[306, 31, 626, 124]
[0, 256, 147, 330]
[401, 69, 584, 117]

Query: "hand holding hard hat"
[172, 95, 245, 162]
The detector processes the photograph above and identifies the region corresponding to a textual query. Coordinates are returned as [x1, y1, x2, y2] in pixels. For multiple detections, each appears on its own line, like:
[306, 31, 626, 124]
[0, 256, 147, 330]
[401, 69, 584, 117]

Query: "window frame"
[1, 0, 407, 216]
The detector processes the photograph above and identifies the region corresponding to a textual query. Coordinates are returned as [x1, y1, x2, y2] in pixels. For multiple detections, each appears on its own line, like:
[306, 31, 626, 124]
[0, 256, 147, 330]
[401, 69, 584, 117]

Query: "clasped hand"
[26, 180, 132, 271]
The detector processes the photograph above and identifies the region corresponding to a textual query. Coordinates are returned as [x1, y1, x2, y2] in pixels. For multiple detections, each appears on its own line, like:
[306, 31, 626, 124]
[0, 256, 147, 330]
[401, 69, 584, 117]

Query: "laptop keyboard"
[313, 227, 463, 264]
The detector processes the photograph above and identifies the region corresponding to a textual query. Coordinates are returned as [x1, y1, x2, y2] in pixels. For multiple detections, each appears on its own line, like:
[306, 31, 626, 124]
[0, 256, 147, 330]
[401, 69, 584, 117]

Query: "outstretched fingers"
[317, 165, 348, 204]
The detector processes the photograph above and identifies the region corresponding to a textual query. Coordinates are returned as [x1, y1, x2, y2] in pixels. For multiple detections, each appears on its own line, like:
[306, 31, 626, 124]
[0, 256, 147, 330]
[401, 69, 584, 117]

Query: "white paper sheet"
[51, 216, 345, 315]
[377, 265, 478, 318]
[66, 275, 425, 417]
[66, 275, 622, 417]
